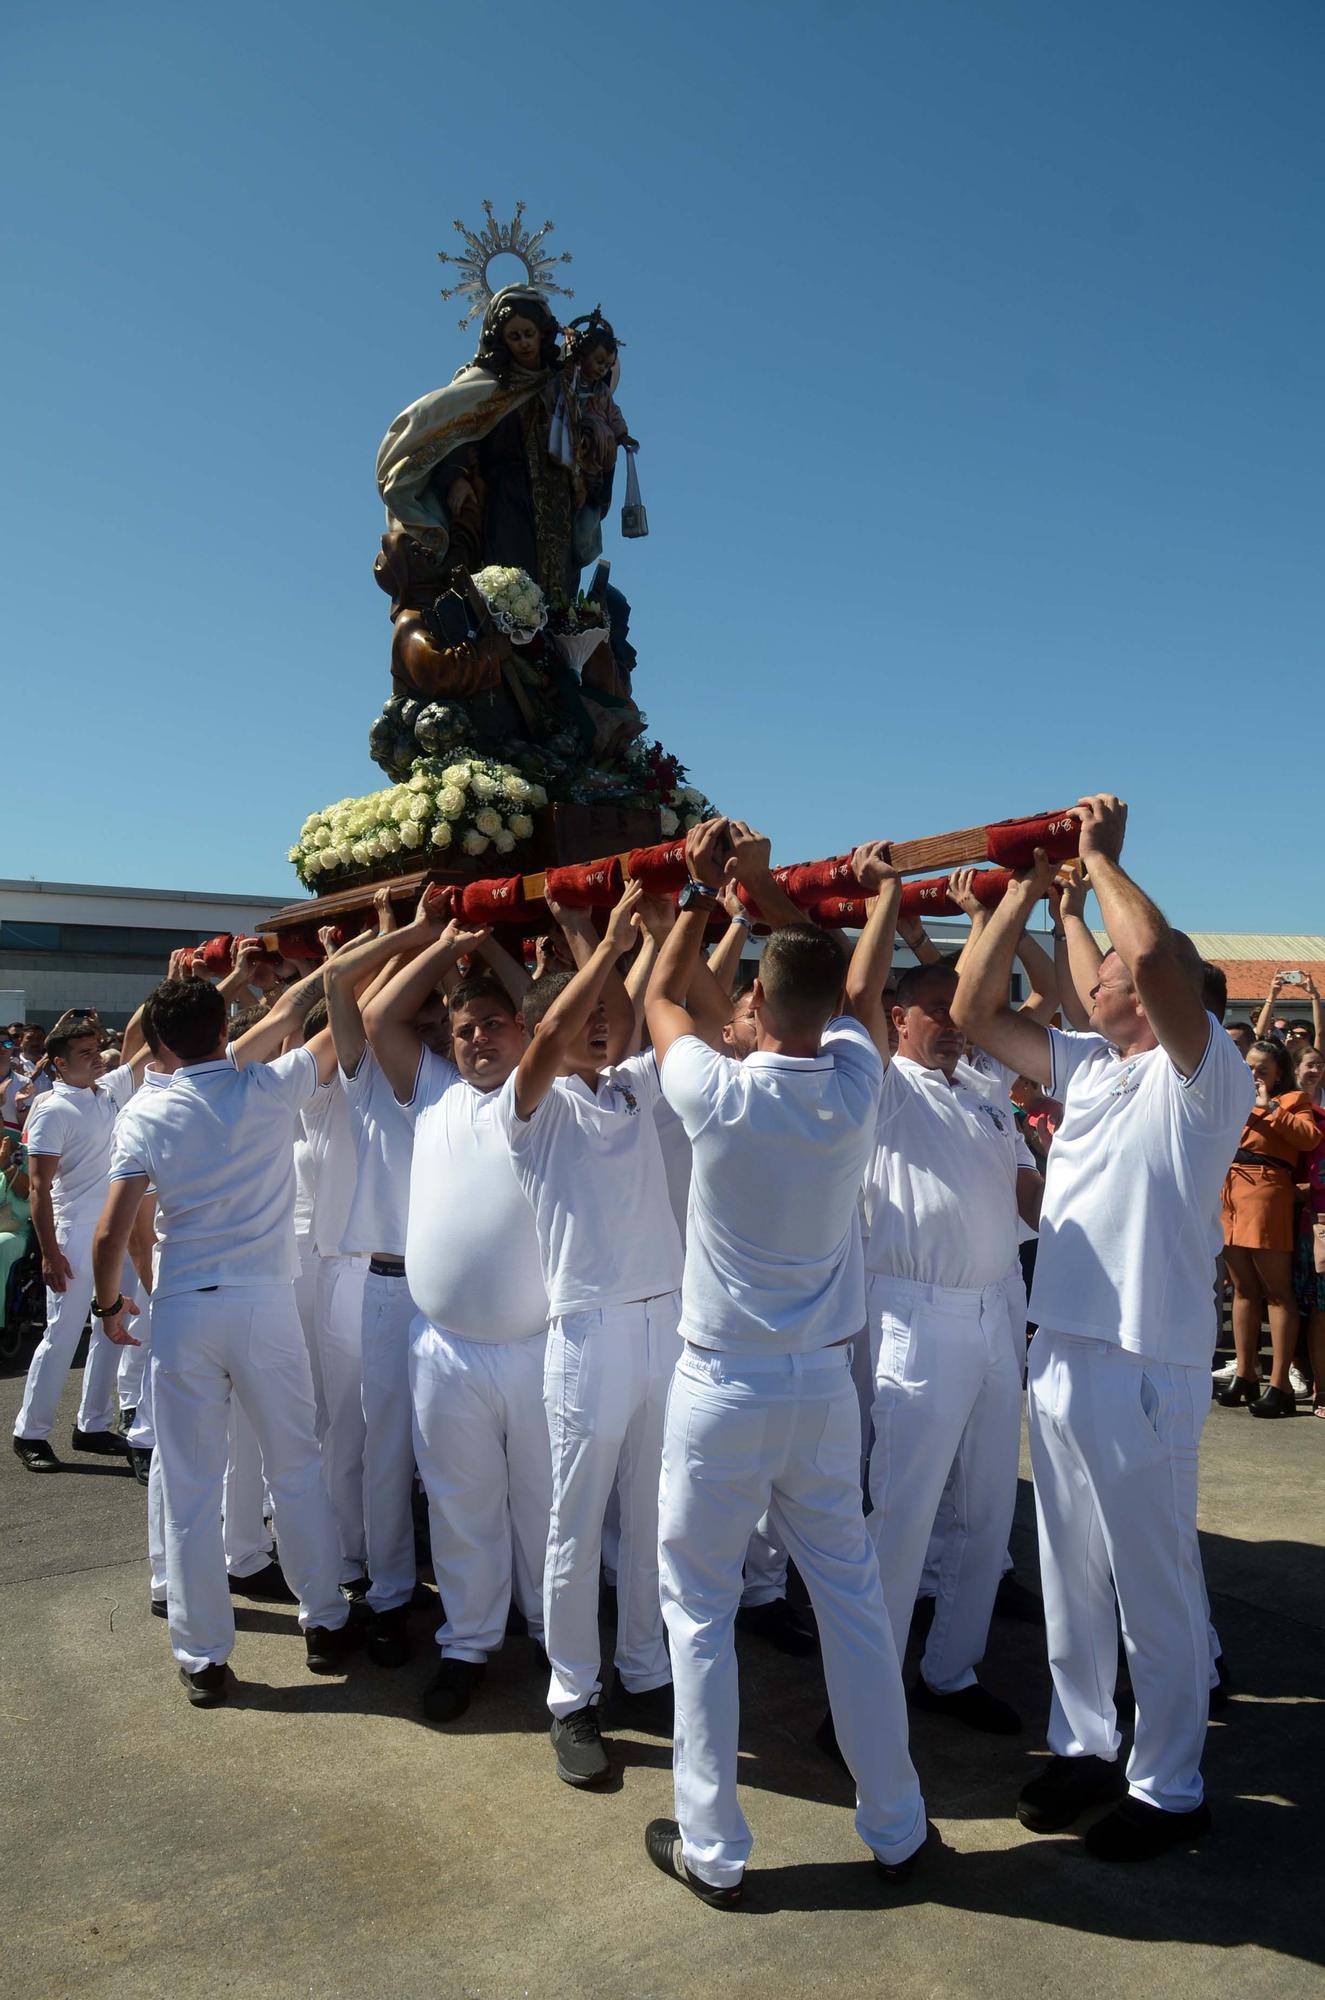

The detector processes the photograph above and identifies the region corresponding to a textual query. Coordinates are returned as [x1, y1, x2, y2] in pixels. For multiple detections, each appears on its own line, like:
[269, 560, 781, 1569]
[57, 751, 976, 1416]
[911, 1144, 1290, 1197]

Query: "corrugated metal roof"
[1090, 932, 1325, 958]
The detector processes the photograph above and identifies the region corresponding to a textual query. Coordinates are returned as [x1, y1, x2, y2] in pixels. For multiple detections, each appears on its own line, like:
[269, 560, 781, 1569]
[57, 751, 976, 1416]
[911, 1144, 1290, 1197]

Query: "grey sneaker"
[550, 1702, 610, 1786]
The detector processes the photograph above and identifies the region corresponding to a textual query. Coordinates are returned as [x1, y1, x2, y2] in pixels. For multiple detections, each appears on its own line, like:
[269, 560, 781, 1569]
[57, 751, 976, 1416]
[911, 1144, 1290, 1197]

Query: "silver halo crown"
[437, 200, 575, 330]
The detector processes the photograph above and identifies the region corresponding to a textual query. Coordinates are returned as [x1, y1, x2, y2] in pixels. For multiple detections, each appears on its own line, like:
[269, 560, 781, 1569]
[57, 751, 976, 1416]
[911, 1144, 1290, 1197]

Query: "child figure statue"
[561, 308, 639, 570]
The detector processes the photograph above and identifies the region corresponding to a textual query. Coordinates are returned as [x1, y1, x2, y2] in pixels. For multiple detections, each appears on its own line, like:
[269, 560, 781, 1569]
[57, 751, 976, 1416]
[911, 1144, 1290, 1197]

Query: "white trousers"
[115, 1267, 148, 1411]
[543, 1292, 681, 1717]
[661, 1343, 926, 1888]
[1028, 1327, 1212, 1812]
[293, 1236, 325, 1439]
[223, 1398, 275, 1578]
[13, 1214, 120, 1440]
[740, 1518, 789, 1607]
[151, 1283, 346, 1673]
[867, 1271, 1023, 1693]
[312, 1252, 368, 1584]
[411, 1320, 552, 1659]
[360, 1270, 418, 1614]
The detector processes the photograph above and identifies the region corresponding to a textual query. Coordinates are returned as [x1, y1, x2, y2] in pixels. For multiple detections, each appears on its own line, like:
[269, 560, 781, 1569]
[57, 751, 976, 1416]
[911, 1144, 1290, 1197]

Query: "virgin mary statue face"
[501, 314, 544, 370]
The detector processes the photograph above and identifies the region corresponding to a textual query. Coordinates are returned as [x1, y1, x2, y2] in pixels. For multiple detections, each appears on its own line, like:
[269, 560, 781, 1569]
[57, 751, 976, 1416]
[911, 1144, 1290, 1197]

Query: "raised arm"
[229, 955, 334, 1070]
[949, 868, 991, 974]
[1012, 924, 1061, 1027]
[843, 842, 903, 1061]
[363, 909, 489, 1104]
[1308, 973, 1324, 1049]
[1075, 794, 1210, 1078]
[545, 895, 636, 1066]
[1048, 870, 1098, 1031]
[645, 821, 730, 1066]
[1254, 972, 1286, 1039]
[950, 853, 1056, 1087]
[324, 892, 437, 1079]
[515, 884, 644, 1115]
[897, 913, 943, 967]
[474, 932, 534, 1010]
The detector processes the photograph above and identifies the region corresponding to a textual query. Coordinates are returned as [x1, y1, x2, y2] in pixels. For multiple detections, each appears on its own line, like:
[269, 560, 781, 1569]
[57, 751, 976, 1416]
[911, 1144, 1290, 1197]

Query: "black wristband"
[91, 1293, 124, 1319]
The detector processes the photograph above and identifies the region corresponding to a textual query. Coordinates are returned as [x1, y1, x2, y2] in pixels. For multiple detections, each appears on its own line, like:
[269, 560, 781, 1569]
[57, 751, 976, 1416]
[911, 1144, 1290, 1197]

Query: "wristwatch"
[677, 880, 720, 914]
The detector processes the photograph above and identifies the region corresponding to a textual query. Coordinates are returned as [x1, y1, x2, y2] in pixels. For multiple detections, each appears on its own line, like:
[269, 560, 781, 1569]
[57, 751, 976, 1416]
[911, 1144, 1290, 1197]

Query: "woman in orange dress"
[1218, 1039, 1319, 1416]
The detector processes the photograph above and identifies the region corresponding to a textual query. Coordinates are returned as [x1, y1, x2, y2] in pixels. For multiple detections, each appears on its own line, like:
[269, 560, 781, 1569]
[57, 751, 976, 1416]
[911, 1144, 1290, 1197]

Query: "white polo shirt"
[659, 1017, 881, 1355]
[24, 1066, 137, 1225]
[653, 1094, 694, 1241]
[301, 1075, 359, 1257]
[497, 1051, 683, 1318]
[1031, 1015, 1253, 1368]
[863, 1056, 1022, 1292]
[342, 1048, 413, 1259]
[405, 1049, 547, 1343]
[109, 1047, 320, 1302]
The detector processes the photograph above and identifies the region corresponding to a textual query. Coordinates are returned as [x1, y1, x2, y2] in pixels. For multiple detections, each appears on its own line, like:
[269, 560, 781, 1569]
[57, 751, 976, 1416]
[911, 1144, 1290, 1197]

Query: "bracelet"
[1052, 930, 1067, 942]
[91, 1293, 124, 1320]
[729, 910, 753, 931]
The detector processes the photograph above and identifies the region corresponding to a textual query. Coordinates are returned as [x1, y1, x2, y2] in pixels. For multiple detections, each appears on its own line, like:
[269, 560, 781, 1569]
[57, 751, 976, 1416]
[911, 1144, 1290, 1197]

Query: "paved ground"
[3, 1353, 1323, 2000]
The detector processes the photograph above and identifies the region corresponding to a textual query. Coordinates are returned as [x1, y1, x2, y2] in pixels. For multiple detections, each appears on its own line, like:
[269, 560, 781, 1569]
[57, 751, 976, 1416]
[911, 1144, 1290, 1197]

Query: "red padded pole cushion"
[984, 810, 1080, 868]
[773, 854, 858, 902]
[626, 841, 690, 894]
[899, 877, 958, 918]
[544, 857, 624, 908]
[459, 877, 527, 924]
[807, 895, 871, 928]
[197, 934, 234, 974]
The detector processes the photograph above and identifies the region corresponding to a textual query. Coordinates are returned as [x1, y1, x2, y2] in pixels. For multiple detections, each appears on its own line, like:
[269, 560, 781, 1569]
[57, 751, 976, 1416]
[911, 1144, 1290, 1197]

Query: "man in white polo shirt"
[324, 894, 457, 1668]
[952, 795, 1252, 1862]
[12, 1018, 145, 1470]
[365, 909, 549, 1728]
[855, 946, 1041, 1739]
[497, 882, 684, 1790]
[642, 821, 927, 1907]
[91, 977, 356, 1707]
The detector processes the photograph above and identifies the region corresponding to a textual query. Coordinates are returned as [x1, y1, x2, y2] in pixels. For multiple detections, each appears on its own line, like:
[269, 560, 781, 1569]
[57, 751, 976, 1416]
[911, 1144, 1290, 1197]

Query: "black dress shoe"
[1017, 1753, 1127, 1832]
[550, 1703, 610, 1786]
[911, 1678, 1021, 1735]
[179, 1662, 231, 1707]
[1214, 1375, 1259, 1407]
[874, 1822, 934, 1884]
[644, 1818, 743, 1907]
[1084, 1794, 1212, 1861]
[228, 1560, 296, 1604]
[118, 1406, 136, 1435]
[339, 1573, 370, 1602]
[610, 1679, 675, 1736]
[735, 1597, 817, 1656]
[127, 1445, 152, 1486]
[366, 1604, 411, 1668]
[422, 1657, 485, 1724]
[993, 1574, 1045, 1626]
[13, 1435, 60, 1472]
[71, 1426, 129, 1457]
[305, 1619, 363, 1673]
[1249, 1384, 1297, 1419]
[150, 1596, 168, 1619]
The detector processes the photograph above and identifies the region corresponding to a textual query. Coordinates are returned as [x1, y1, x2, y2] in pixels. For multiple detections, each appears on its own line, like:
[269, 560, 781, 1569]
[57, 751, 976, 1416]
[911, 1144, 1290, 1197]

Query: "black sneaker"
[366, 1604, 411, 1668]
[550, 1702, 610, 1786]
[874, 1821, 935, 1884]
[127, 1445, 153, 1486]
[993, 1574, 1045, 1626]
[179, 1662, 231, 1707]
[735, 1597, 817, 1657]
[13, 1436, 60, 1472]
[1084, 1795, 1212, 1862]
[228, 1560, 297, 1604]
[305, 1619, 363, 1674]
[71, 1426, 129, 1457]
[422, 1657, 485, 1724]
[1017, 1754, 1127, 1832]
[610, 1679, 675, 1736]
[339, 1574, 371, 1602]
[118, 1406, 136, 1436]
[911, 1678, 1021, 1735]
[150, 1596, 168, 1619]
[644, 1818, 743, 1907]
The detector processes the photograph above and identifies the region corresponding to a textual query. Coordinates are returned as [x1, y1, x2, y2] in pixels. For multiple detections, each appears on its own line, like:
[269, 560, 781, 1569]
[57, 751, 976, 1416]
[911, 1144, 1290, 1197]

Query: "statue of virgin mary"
[375, 285, 577, 602]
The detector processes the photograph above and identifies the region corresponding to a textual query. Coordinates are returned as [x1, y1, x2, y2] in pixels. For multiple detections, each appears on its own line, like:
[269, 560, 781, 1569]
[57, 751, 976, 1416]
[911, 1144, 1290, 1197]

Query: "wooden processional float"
[255, 807, 1083, 960]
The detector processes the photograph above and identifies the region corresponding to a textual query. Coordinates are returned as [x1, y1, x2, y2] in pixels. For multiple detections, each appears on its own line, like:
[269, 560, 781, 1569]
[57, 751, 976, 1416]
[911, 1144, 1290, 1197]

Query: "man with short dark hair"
[642, 820, 926, 1906]
[91, 977, 356, 1706]
[12, 1020, 144, 1470]
[953, 796, 1252, 1862]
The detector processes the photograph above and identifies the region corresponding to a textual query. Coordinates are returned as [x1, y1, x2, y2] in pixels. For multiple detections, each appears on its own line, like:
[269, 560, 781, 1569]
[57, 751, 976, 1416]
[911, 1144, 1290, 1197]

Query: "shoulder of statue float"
[264, 201, 717, 950]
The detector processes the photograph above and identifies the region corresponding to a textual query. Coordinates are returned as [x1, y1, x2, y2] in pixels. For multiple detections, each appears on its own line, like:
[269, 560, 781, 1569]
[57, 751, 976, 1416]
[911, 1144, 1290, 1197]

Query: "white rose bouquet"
[471, 565, 547, 645]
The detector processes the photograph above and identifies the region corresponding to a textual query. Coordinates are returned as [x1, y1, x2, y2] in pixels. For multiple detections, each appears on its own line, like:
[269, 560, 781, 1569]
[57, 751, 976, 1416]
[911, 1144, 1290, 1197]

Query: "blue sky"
[3, 1, 1320, 930]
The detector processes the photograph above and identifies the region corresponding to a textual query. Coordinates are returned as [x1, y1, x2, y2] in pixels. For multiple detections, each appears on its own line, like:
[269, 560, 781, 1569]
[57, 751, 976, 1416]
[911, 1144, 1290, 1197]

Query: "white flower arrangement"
[470, 564, 547, 645]
[289, 750, 548, 891]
